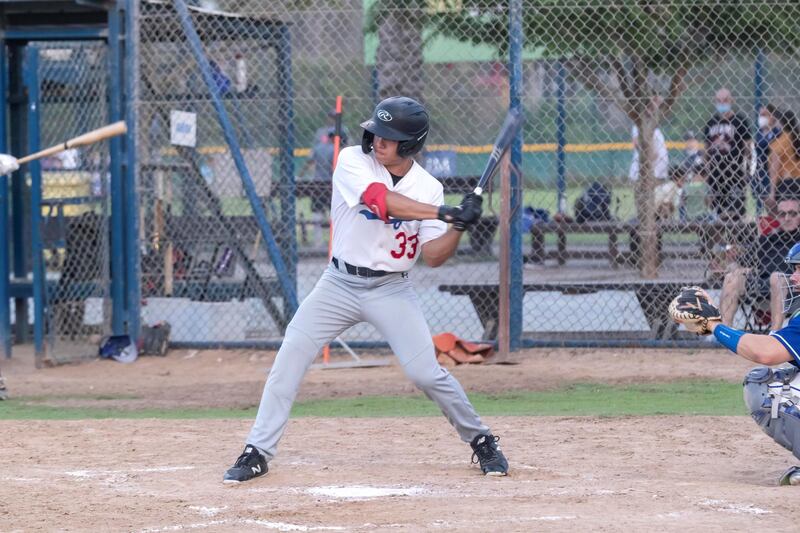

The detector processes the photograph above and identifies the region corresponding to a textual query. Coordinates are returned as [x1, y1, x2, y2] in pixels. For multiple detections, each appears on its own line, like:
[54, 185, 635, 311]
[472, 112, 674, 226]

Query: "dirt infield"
[2, 347, 800, 531]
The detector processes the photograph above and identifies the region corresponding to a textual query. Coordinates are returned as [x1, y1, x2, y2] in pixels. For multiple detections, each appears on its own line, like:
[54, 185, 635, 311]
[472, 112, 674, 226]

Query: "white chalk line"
[306, 485, 429, 500]
[63, 466, 196, 479]
[698, 498, 771, 515]
[140, 519, 346, 532]
[188, 506, 227, 518]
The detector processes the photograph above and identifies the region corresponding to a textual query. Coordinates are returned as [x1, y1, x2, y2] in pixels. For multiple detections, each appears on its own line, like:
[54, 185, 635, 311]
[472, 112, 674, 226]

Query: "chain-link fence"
[34, 41, 112, 361]
[127, 0, 800, 347]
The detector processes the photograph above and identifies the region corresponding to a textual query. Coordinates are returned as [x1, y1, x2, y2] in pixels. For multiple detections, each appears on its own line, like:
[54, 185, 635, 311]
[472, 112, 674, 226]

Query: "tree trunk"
[634, 117, 659, 279]
[375, 2, 424, 103]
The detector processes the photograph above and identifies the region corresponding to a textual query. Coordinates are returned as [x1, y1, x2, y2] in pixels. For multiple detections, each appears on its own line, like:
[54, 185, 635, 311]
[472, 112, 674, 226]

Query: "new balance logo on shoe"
[223, 444, 268, 484]
[470, 433, 509, 476]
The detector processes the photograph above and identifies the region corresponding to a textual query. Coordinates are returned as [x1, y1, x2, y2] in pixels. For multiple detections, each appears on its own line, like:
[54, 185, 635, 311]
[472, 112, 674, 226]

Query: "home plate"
[306, 485, 428, 499]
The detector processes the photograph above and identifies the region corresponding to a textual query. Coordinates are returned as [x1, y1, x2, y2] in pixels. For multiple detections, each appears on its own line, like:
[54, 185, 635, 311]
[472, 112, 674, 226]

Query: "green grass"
[0, 381, 748, 420]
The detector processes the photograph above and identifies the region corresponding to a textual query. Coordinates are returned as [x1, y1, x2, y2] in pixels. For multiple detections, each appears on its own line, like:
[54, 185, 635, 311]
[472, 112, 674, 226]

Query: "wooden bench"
[439, 280, 711, 340]
[528, 219, 757, 267]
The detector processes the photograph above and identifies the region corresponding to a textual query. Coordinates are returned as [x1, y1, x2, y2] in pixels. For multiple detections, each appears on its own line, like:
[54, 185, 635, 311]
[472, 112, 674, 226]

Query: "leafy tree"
[365, 0, 427, 103]
[430, 0, 800, 277]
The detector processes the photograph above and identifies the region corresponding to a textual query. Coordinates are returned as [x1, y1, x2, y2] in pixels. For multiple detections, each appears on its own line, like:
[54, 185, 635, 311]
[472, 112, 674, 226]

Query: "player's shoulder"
[338, 145, 366, 163]
[410, 161, 443, 191]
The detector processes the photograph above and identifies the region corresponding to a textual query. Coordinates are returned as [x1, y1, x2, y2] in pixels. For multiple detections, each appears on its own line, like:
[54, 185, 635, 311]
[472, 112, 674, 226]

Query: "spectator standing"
[675, 131, 709, 222]
[703, 88, 752, 221]
[753, 104, 782, 212]
[629, 124, 669, 182]
[769, 110, 800, 203]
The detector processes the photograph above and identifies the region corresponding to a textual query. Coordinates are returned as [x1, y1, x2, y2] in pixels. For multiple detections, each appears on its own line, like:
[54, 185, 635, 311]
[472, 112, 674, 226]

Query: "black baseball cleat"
[470, 433, 508, 476]
[223, 445, 268, 484]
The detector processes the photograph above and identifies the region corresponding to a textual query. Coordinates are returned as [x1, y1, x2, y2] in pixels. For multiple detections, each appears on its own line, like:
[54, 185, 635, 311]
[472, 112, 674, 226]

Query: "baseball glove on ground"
[668, 286, 721, 335]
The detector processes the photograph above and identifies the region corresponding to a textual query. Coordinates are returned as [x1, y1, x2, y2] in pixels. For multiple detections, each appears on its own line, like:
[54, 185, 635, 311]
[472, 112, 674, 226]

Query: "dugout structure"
[0, 0, 300, 363]
[0, 0, 134, 365]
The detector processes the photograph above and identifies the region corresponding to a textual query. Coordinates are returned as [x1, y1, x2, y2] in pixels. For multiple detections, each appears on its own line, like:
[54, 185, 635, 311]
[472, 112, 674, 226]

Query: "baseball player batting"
[223, 96, 509, 483]
[670, 241, 800, 486]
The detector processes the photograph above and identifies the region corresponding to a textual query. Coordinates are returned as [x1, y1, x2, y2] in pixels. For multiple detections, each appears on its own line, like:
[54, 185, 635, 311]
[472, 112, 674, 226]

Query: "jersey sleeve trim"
[770, 331, 800, 366]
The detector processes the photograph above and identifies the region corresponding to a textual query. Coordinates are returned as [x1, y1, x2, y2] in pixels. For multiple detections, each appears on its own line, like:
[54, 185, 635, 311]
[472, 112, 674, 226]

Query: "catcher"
[669, 241, 800, 485]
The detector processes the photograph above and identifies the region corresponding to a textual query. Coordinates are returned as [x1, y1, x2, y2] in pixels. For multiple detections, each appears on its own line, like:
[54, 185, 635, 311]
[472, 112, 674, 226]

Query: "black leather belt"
[331, 257, 391, 278]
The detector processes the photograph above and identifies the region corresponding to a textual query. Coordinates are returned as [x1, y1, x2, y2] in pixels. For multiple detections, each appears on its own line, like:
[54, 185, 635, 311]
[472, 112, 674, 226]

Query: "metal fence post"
[108, 1, 125, 335]
[0, 39, 9, 358]
[123, 0, 141, 341]
[8, 44, 27, 345]
[556, 60, 567, 214]
[508, 0, 523, 350]
[23, 46, 44, 361]
[754, 48, 765, 126]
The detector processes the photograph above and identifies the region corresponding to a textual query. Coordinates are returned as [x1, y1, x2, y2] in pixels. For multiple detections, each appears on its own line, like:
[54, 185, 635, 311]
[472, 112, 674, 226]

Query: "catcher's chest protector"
[744, 365, 800, 460]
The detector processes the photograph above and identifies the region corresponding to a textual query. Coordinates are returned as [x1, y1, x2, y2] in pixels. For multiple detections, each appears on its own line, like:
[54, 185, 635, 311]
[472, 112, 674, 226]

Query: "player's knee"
[405, 364, 444, 392]
[743, 367, 772, 423]
[743, 365, 800, 459]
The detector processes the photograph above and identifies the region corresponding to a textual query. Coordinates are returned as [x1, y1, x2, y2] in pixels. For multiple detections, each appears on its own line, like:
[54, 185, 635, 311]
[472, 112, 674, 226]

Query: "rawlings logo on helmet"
[377, 109, 392, 122]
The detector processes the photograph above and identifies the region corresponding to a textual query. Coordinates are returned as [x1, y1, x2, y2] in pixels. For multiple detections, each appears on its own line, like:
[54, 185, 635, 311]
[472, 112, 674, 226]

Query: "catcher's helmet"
[360, 96, 429, 157]
[783, 242, 800, 316]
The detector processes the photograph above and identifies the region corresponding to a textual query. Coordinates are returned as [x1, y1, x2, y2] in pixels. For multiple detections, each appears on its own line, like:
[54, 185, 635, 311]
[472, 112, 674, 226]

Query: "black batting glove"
[453, 193, 483, 231]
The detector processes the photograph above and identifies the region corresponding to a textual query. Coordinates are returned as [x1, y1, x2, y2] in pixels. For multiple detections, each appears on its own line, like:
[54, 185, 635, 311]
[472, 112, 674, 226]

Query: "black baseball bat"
[474, 108, 523, 196]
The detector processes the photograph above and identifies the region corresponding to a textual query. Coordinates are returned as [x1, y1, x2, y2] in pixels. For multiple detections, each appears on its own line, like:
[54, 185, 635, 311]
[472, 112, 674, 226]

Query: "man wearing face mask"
[703, 88, 752, 221]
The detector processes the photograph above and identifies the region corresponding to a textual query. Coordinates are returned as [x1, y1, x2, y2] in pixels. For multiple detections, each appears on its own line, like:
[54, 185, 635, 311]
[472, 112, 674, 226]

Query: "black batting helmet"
[360, 96, 429, 157]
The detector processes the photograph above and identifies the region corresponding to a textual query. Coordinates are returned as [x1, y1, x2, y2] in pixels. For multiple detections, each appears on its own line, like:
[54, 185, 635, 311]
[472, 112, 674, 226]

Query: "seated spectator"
[720, 198, 800, 331]
[654, 167, 686, 221]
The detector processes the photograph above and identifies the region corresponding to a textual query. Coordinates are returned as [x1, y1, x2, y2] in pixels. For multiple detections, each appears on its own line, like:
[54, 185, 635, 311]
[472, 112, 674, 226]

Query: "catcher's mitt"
[668, 286, 721, 335]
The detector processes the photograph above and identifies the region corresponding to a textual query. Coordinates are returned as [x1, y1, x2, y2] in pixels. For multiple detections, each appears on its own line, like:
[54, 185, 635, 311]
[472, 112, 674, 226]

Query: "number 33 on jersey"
[330, 145, 447, 272]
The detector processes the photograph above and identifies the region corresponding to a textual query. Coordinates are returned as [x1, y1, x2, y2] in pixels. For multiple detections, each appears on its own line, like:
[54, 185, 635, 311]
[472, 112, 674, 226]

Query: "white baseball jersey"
[330, 146, 447, 272]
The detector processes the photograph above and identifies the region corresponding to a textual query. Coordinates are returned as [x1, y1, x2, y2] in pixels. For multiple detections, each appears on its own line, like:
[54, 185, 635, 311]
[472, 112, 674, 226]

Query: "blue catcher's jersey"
[770, 314, 800, 367]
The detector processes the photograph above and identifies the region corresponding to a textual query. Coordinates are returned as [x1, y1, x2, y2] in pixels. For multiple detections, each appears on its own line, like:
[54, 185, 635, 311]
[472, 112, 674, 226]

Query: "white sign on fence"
[170, 110, 197, 147]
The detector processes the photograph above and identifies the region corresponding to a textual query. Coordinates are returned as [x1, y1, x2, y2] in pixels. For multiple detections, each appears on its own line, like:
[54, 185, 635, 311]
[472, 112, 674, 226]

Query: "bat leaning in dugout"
[669, 244, 800, 486]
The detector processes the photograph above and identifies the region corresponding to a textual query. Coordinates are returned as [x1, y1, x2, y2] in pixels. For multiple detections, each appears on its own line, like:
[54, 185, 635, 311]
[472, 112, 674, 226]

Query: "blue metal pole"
[173, 0, 298, 313]
[371, 66, 379, 104]
[0, 40, 10, 358]
[556, 60, 567, 214]
[508, 0, 523, 351]
[754, 48, 765, 127]
[277, 24, 297, 310]
[24, 47, 44, 358]
[9, 45, 27, 344]
[123, 0, 141, 341]
[108, 3, 125, 335]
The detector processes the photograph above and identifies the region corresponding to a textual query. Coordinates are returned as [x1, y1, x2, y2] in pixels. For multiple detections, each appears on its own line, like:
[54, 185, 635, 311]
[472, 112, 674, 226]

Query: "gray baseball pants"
[246, 263, 490, 460]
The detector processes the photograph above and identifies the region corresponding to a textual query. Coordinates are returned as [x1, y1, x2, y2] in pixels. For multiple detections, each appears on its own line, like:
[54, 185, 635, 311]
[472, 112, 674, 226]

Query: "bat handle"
[473, 187, 484, 196]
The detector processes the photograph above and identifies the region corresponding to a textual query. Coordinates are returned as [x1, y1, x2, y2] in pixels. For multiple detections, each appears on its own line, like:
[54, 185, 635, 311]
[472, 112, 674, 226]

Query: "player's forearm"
[383, 190, 440, 220]
[421, 229, 462, 267]
[708, 321, 791, 365]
